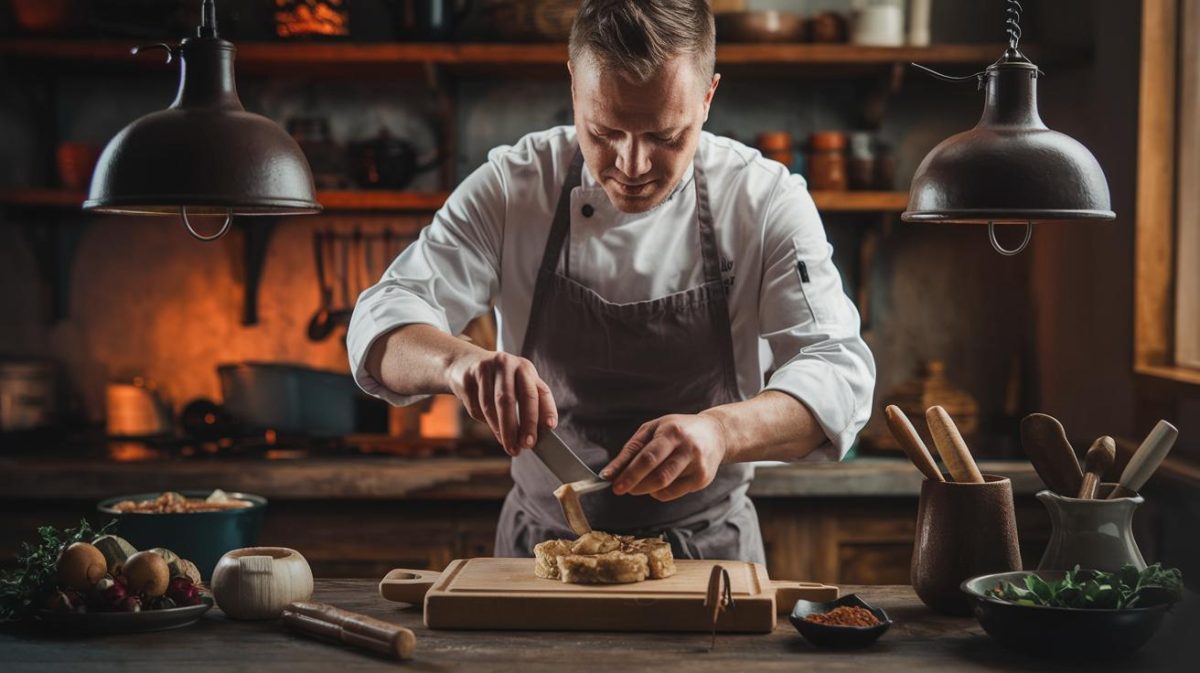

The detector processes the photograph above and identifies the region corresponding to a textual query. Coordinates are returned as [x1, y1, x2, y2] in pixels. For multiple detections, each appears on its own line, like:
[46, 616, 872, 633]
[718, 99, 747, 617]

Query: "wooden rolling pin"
[884, 405, 944, 482]
[282, 601, 415, 661]
[1020, 413, 1084, 496]
[1077, 436, 1116, 499]
[925, 405, 983, 483]
[1109, 420, 1179, 499]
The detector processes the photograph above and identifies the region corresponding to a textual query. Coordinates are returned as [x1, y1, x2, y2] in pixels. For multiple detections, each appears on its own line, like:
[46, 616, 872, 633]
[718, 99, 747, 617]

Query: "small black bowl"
[961, 570, 1175, 659]
[788, 594, 892, 649]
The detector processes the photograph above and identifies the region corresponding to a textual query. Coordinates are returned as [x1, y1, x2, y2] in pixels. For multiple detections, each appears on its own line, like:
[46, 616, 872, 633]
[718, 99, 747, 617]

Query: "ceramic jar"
[211, 547, 313, 620]
[1036, 486, 1146, 572]
[911, 475, 1023, 616]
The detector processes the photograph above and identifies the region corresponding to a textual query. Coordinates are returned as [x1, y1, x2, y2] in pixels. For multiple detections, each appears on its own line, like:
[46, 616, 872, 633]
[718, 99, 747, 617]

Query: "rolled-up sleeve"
[346, 159, 506, 406]
[758, 175, 876, 460]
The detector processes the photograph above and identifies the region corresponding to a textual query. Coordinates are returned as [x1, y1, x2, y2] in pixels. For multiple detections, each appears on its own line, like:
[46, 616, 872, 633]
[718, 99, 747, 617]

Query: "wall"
[0, 0, 1134, 454]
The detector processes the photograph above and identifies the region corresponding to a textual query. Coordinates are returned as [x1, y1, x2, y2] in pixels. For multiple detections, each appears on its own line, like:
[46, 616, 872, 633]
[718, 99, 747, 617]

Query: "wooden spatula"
[1077, 436, 1116, 499]
[926, 405, 983, 483]
[1109, 420, 1178, 499]
[885, 405, 944, 481]
[1020, 413, 1084, 496]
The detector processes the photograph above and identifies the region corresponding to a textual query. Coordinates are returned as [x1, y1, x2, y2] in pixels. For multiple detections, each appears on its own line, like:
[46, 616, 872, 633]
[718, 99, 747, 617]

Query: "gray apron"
[494, 147, 765, 564]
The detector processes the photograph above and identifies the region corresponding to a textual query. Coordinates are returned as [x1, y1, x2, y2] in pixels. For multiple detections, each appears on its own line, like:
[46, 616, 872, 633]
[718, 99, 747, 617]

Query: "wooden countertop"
[1, 580, 1191, 672]
[0, 455, 1043, 501]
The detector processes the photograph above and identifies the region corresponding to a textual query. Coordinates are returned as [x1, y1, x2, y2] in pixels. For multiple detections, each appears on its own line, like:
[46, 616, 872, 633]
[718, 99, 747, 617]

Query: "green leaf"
[1026, 575, 1055, 602]
[0, 519, 113, 622]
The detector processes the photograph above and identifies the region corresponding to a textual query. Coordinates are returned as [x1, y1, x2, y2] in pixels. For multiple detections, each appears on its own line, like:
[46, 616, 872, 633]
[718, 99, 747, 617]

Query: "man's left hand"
[600, 414, 729, 502]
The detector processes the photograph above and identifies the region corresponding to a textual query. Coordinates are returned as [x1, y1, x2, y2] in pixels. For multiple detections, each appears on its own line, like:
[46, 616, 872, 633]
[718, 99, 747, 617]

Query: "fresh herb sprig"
[990, 564, 1183, 609]
[0, 519, 113, 621]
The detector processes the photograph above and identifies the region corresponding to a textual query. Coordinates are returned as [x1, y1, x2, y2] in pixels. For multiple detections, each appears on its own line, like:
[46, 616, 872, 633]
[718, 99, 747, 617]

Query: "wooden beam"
[1134, 0, 1179, 371]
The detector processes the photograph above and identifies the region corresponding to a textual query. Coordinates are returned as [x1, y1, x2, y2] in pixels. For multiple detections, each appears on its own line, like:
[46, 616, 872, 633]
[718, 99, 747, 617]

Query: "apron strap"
[521, 149, 584, 358]
[693, 156, 725, 288]
[692, 150, 741, 398]
[536, 149, 585, 278]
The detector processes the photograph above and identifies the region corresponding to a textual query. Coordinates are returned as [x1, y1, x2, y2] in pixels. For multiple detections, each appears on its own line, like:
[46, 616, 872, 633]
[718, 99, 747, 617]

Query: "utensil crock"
[1036, 484, 1146, 572]
[912, 474, 1022, 616]
[211, 547, 314, 620]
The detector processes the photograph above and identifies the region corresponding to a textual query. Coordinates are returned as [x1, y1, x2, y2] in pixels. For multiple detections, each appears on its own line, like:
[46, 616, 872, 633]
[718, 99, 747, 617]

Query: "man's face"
[570, 53, 719, 214]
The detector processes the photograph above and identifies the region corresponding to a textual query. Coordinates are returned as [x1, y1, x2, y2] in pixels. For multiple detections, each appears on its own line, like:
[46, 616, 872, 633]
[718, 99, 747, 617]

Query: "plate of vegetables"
[0, 520, 214, 633]
[960, 565, 1183, 659]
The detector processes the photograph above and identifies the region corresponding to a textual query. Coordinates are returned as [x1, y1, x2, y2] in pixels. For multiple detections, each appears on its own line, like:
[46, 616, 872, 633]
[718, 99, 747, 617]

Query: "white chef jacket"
[347, 127, 875, 460]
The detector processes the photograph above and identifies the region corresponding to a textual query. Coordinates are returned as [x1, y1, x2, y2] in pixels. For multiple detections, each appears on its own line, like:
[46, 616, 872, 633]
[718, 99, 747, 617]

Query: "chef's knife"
[531, 429, 610, 494]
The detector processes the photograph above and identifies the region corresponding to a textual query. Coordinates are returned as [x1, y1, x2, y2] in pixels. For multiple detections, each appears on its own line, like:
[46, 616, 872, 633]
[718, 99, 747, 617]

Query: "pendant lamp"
[901, 0, 1114, 255]
[83, 0, 321, 241]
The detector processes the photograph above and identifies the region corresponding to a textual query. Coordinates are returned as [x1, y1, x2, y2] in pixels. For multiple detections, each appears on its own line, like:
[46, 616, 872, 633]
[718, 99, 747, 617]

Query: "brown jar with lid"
[807, 131, 847, 191]
[756, 131, 795, 170]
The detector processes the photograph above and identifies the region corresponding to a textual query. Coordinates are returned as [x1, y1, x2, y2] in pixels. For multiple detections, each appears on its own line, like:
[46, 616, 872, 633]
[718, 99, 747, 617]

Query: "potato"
[56, 542, 108, 590]
[122, 550, 170, 598]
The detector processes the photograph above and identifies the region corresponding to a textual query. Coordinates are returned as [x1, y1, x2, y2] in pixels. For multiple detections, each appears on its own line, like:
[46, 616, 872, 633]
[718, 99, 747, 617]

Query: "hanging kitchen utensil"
[306, 230, 335, 342]
[1020, 413, 1084, 496]
[900, 0, 1114, 255]
[1077, 436, 1116, 500]
[925, 406, 983, 483]
[884, 404, 945, 482]
[1109, 420, 1179, 499]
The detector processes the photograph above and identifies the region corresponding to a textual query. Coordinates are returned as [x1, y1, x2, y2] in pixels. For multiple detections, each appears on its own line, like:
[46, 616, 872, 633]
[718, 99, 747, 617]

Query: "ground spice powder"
[803, 605, 881, 627]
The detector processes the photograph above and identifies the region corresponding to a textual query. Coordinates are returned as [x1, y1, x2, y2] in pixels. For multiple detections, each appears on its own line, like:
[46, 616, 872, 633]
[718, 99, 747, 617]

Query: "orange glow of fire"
[108, 442, 160, 462]
[275, 0, 349, 38]
[419, 395, 462, 440]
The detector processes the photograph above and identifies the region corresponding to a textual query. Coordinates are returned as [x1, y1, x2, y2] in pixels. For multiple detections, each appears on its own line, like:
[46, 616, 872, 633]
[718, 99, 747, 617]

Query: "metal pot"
[217, 362, 360, 436]
[347, 129, 438, 190]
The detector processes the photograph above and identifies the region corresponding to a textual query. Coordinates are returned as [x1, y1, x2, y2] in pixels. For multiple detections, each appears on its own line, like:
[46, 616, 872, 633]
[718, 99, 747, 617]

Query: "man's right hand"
[445, 351, 558, 456]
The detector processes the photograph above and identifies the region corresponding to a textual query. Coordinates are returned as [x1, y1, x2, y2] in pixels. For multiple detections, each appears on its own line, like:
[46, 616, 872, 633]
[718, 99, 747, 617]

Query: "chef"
[348, 0, 875, 564]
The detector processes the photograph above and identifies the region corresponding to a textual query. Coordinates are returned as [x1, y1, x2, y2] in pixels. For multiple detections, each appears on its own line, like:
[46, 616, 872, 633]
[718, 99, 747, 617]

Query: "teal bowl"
[97, 491, 267, 580]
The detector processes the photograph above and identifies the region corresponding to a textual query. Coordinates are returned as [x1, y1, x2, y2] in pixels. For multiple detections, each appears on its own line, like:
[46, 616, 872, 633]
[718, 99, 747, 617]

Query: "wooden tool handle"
[1020, 413, 1084, 495]
[925, 405, 983, 483]
[1109, 420, 1179, 499]
[1077, 436, 1116, 499]
[283, 601, 415, 660]
[770, 580, 840, 614]
[378, 568, 441, 605]
[885, 405, 945, 482]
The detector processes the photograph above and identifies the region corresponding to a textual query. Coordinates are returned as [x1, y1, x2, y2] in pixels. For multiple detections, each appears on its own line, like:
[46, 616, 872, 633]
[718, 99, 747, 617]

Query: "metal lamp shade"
[902, 57, 1114, 228]
[84, 34, 320, 219]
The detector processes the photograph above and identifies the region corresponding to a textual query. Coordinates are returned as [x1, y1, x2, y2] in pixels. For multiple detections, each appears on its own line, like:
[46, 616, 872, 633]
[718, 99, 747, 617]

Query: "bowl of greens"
[961, 564, 1183, 659]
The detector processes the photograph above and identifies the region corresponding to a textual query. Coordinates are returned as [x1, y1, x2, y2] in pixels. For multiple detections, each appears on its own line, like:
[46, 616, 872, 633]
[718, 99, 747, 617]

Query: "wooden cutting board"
[379, 558, 838, 633]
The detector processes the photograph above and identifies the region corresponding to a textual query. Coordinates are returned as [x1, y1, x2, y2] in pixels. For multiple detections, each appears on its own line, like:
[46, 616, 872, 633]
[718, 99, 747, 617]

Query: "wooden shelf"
[0, 39, 1057, 77]
[0, 188, 910, 214]
[0, 188, 451, 213]
[813, 191, 909, 212]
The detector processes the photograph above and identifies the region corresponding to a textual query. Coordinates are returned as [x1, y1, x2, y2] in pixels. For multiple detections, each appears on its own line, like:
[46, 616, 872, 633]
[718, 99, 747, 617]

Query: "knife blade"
[530, 429, 609, 492]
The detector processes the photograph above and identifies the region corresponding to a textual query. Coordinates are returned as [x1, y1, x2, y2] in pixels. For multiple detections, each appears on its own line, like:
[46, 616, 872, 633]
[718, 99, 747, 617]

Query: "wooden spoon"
[884, 405, 944, 481]
[1020, 413, 1084, 496]
[1109, 420, 1178, 499]
[1076, 436, 1116, 499]
[925, 405, 983, 483]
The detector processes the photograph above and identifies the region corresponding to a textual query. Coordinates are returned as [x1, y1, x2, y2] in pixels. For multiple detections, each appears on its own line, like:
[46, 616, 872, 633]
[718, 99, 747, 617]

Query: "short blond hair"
[568, 0, 716, 83]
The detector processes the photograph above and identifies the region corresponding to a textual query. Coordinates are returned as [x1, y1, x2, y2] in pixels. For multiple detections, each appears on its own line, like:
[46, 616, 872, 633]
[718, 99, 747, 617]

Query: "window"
[1174, 0, 1200, 368]
[1135, 0, 1200, 384]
